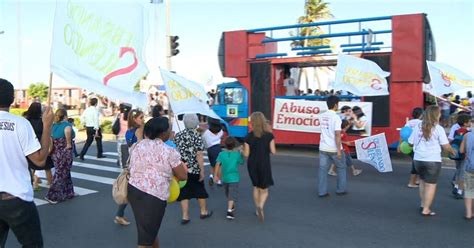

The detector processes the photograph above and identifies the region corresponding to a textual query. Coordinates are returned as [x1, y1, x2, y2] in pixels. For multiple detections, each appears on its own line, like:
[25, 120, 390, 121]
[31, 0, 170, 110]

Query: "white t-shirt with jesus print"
[0, 111, 41, 202]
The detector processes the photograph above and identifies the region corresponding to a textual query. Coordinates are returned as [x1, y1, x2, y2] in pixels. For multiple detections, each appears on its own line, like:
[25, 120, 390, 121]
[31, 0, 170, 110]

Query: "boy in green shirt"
[214, 136, 244, 220]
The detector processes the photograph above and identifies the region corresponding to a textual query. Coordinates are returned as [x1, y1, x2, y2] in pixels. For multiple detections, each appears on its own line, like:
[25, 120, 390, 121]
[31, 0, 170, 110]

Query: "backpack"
[449, 128, 469, 161]
[112, 115, 121, 135]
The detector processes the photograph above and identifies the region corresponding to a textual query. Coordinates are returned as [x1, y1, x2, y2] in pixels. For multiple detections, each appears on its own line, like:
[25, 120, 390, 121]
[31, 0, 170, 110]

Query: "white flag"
[50, 0, 149, 108]
[426, 61, 474, 96]
[355, 133, 393, 173]
[160, 69, 221, 119]
[334, 54, 390, 96]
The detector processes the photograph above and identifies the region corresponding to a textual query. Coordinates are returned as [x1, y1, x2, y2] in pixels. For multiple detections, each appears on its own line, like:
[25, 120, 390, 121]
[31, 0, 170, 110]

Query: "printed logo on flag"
[355, 133, 392, 173]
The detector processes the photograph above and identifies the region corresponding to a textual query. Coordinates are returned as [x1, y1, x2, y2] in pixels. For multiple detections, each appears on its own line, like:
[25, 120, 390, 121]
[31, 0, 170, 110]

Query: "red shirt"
[341, 131, 356, 154]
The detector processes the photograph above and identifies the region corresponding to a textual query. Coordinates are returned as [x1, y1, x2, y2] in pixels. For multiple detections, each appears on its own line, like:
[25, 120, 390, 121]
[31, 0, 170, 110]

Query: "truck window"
[224, 88, 243, 104]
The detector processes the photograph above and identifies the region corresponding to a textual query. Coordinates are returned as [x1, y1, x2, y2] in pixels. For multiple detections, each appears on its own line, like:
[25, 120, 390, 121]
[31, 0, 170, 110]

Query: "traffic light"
[169, 36, 179, 56]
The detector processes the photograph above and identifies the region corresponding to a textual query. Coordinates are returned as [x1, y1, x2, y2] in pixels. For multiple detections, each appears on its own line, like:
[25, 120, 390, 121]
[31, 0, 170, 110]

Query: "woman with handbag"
[128, 117, 187, 248]
[114, 109, 145, 226]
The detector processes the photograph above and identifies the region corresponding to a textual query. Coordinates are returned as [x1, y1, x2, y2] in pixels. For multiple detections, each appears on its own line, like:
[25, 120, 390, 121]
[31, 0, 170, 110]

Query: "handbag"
[112, 141, 138, 205]
[112, 115, 121, 135]
[112, 167, 129, 205]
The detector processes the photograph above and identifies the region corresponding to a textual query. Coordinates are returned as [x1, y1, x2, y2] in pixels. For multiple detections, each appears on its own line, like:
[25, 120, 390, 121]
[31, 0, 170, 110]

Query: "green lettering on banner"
[62, 0, 139, 76]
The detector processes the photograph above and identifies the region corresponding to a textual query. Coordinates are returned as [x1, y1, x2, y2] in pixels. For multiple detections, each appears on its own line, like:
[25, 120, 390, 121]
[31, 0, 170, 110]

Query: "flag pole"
[47, 72, 53, 106]
[433, 94, 471, 112]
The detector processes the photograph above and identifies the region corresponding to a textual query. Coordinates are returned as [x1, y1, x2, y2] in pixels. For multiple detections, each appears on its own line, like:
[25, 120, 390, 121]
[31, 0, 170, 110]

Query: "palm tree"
[292, 0, 332, 48]
[291, 0, 333, 91]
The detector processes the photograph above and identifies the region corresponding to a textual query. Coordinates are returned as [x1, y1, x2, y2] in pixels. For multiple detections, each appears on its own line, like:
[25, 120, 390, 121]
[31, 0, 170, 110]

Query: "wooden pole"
[47, 72, 53, 106]
[434, 94, 471, 112]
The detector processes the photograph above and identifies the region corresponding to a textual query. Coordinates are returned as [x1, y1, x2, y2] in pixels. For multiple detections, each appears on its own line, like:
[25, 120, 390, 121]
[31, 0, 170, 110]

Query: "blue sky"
[0, 0, 473, 91]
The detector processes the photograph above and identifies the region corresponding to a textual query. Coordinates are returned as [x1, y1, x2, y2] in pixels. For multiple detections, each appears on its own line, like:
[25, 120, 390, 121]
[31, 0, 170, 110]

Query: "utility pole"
[16, 1, 23, 91]
[165, 0, 171, 70]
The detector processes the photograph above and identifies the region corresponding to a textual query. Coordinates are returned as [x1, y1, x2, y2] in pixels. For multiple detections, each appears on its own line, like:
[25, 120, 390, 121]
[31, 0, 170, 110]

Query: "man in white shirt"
[283, 72, 297, 96]
[0, 78, 54, 247]
[79, 98, 105, 160]
[318, 95, 347, 197]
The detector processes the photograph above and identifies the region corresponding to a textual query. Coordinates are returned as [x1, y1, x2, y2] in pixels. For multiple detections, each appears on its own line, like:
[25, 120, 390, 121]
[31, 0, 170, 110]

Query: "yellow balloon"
[167, 177, 180, 203]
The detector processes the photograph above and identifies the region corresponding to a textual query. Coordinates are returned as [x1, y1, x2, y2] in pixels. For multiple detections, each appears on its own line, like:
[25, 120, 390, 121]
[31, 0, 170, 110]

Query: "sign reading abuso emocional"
[272, 98, 373, 136]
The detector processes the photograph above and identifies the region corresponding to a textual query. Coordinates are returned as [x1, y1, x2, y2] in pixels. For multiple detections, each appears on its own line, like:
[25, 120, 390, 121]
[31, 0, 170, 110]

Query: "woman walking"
[24, 102, 54, 189]
[408, 105, 456, 216]
[44, 109, 75, 204]
[114, 109, 145, 226]
[128, 117, 188, 248]
[175, 114, 213, 224]
[243, 112, 276, 221]
[116, 103, 131, 168]
[201, 118, 224, 186]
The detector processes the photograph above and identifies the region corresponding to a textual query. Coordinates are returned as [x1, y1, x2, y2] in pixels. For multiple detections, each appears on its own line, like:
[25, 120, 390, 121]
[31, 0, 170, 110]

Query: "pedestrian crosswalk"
[34, 150, 210, 206]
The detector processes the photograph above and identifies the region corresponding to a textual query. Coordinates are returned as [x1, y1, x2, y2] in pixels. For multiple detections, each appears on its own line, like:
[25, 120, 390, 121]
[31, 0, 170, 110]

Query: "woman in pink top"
[116, 103, 131, 168]
[128, 117, 187, 248]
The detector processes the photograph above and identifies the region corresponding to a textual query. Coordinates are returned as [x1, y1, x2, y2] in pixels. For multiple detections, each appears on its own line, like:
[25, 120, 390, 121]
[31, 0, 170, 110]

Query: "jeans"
[116, 137, 128, 168]
[0, 196, 43, 248]
[116, 204, 127, 217]
[453, 160, 465, 182]
[318, 151, 347, 195]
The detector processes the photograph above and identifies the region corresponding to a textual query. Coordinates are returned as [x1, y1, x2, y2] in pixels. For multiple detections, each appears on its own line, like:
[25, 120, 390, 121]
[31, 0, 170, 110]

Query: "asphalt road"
[5, 142, 472, 248]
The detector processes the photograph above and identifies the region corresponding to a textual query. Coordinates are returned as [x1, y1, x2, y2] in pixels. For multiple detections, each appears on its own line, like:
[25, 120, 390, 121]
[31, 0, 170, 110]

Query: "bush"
[73, 117, 84, 130]
[101, 120, 113, 134]
[10, 108, 27, 116]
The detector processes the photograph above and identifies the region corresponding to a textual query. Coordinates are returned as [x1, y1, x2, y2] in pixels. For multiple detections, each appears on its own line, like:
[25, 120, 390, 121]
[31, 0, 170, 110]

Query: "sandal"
[328, 170, 337, 176]
[407, 184, 419, 188]
[421, 211, 436, 217]
[464, 216, 473, 221]
[114, 216, 130, 226]
[180, 219, 191, 225]
[352, 169, 362, 176]
[200, 211, 213, 219]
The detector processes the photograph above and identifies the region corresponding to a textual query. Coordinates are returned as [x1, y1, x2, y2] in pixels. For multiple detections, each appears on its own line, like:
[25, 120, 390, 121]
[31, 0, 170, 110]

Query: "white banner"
[334, 54, 390, 96]
[355, 133, 392, 173]
[272, 98, 373, 136]
[50, 0, 149, 108]
[426, 61, 474, 96]
[160, 69, 220, 119]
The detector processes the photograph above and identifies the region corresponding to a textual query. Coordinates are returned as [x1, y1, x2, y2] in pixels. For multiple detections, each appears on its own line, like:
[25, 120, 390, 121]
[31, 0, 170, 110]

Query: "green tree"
[28, 82, 49, 102]
[291, 0, 332, 48]
[291, 0, 333, 91]
[133, 81, 141, 92]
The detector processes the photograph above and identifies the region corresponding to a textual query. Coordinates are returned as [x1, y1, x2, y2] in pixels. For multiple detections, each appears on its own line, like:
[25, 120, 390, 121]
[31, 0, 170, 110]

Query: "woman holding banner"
[408, 106, 456, 216]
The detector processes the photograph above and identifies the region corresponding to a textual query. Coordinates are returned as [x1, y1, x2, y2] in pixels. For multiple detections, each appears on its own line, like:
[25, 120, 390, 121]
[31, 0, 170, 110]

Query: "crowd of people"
[1, 76, 473, 248]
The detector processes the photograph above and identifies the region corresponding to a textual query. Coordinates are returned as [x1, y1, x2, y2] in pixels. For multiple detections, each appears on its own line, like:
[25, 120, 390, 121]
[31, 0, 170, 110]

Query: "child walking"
[449, 113, 471, 199]
[328, 120, 362, 176]
[214, 137, 244, 220]
[397, 107, 423, 188]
